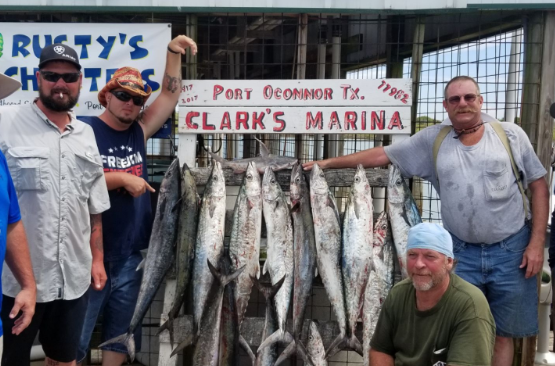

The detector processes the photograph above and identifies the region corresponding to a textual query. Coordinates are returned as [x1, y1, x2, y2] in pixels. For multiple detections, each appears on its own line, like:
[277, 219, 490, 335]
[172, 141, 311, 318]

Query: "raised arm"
[302, 146, 391, 171]
[140, 35, 198, 140]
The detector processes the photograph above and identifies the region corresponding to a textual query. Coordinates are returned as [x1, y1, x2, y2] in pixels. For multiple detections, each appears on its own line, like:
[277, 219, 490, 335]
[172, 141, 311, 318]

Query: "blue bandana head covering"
[407, 223, 453, 258]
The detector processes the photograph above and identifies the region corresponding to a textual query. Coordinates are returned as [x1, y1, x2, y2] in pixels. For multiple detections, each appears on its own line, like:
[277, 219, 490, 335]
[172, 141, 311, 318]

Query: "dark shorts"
[1, 292, 89, 365]
[77, 252, 143, 362]
[451, 223, 538, 338]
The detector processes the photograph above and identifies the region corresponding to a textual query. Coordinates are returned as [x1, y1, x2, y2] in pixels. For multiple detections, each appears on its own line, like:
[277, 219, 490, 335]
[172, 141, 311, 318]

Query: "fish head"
[181, 162, 195, 186]
[387, 164, 408, 204]
[289, 162, 305, 210]
[373, 211, 389, 248]
[243, 162, 262, 197]
[309, 163, 329, 195]
[206, 161, 226, 198]
[262, 166, 281, 201]
[351, 164, 371, 196]
[306, 321, 326, 365]
[159, 158, 180, 194]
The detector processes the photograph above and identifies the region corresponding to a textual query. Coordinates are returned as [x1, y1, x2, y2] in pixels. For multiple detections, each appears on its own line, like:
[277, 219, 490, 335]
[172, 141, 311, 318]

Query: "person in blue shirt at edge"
[76, 35, 197, 366]
[0, 73, 36, 354]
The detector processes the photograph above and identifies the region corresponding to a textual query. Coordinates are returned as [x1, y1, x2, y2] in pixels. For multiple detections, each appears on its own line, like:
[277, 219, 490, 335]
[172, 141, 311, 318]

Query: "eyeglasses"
[40, 71, 80, 83]
[110, 90, 144, 106]
[446, 93, 480, 105]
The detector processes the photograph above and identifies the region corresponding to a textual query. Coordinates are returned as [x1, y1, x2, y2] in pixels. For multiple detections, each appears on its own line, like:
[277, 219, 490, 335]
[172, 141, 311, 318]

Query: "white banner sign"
[0, 23, 171, 116]
[178, 79, 412, 134]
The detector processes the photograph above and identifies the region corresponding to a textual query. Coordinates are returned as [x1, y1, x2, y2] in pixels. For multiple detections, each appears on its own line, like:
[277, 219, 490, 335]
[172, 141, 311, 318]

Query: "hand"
[91, 261, 107, 291]
[123, 175, 156, 197]
[520, 238, 544, 278]
[9, 287, 36, 335]
[169, 35, 198, 56]
[302, 160, 328, 171]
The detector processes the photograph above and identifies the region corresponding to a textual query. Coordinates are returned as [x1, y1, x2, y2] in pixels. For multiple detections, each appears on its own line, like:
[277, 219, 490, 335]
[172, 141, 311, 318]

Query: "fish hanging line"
[197, 135, 223, 155]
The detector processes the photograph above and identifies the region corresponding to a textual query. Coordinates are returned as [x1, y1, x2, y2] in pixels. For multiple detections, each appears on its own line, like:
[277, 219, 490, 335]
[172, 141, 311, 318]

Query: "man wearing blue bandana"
[370, 223, 496, 366]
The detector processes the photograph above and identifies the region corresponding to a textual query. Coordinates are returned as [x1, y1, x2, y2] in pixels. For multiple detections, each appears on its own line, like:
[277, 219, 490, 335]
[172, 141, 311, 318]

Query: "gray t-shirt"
[384, 119, 546, 244]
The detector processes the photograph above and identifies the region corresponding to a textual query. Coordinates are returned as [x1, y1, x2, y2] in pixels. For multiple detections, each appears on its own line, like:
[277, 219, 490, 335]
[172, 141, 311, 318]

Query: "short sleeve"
[505, 124, 547, 187]
[86, 144, 110, 215]
[1, 152, 21, 224]
[369, 293, 396, 356]
[383, 126, 439, 183]
[446, 317, 495, 366]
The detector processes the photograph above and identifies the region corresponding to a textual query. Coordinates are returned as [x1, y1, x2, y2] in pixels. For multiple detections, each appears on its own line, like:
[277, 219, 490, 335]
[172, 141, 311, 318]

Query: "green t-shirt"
[370, 273, 495, 366]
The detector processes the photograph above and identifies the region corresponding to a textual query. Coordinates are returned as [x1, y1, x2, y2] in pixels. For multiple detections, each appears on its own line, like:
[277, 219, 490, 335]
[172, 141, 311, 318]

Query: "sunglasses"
[110, 90, 145, 106]
[40, 71, 80, 83]
[446, 93, 480, 105]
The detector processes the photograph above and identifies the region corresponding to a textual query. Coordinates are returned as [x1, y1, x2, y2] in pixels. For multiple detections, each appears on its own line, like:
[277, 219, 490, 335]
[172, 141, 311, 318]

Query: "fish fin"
[274, 200, 279, 212]
[354, 196, 361, 220]
[262, 260, 268, 276]
[136, 259, 145, 272]
[170, 334, 195, 357]
[296, 341, 315, 366]
[257, 329, 287, 354]
[275, 339, 296, 366]
[314, 266, 318, 278]
[209, 198, 216, 218]
[171, 197, 183, 213]
[324, 334, 346, 359]
[256, 263, 261, 279]
[326, 192, 341, 224]
[255, 137, 270, 157]
[99, 333, 135, 361]
[251, 274, 285, 300]
[239, 335, 256, 365]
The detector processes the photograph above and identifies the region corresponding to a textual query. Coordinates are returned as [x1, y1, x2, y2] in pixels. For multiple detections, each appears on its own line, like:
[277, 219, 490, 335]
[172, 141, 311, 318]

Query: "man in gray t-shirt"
[303, 76, 549, 366]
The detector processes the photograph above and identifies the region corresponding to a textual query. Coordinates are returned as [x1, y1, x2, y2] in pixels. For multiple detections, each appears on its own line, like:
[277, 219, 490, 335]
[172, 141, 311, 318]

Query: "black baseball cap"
[39, 43, 81, 70]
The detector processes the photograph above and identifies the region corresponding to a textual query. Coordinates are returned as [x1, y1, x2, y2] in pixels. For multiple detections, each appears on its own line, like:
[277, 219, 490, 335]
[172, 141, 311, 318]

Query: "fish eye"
[214, 176, 218, 181]
[296, 177, 300, 183]
[271, 178, 276, 184]
[319, 172, 324, 178]
[381, 224, 387, 230]
[395, 178, 402, 185]
[247, 174, 253, 180]
[355, 177, 360, 183]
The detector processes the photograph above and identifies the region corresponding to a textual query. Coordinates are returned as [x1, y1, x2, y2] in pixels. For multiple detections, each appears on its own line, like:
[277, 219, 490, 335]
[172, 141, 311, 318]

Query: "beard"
[39, 85, 79, 112]
[107, 103, 138, 125]
[409, 264, 449, 291]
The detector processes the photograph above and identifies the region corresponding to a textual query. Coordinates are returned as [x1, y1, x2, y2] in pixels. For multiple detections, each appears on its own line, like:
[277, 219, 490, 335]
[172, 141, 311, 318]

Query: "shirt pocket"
[6, 146, 50, 191]
[74, 152, 103, 200]
[483, 158, 511, 201]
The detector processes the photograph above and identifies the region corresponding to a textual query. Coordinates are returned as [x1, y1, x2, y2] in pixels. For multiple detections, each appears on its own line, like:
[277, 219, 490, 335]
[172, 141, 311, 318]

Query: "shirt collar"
[31, 99, 76, 132]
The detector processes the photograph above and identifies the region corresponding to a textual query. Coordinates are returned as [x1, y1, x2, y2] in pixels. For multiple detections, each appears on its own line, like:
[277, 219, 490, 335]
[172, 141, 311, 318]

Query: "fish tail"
[275, 338, 296, 366]
[347, 334, 364, 356]
[207, 259, 245, 287]
[250, 274, 285, 301]
[99, 333, 135, 361]
[170, 334, 196, 357]
[239, 334, 256, 366]
[324, 333, 346, 359]
[157, 316, 175, 348]
[257, 329, 289, 354]
[296, 341, 315, 366]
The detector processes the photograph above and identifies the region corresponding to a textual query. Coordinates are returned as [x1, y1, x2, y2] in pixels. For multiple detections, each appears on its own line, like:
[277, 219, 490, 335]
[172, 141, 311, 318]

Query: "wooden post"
[295, 14, 308, 161]
[157, 14, 198, 366]
[410, 18, 426, 215]
[519, 10, 555, 366]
